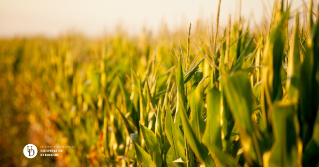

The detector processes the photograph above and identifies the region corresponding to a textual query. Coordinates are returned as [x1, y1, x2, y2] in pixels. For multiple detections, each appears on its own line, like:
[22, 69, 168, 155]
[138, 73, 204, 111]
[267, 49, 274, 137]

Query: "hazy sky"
[0, 0, 306, 38]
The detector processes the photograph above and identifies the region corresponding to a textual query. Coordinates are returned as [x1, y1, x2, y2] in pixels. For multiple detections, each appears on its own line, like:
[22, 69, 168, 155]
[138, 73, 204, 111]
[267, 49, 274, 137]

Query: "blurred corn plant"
[1, 0, 319, 166]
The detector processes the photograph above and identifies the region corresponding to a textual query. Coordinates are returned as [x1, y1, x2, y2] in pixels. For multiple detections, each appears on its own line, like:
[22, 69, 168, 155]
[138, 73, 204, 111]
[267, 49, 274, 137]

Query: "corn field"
[1, 0, 319, 166]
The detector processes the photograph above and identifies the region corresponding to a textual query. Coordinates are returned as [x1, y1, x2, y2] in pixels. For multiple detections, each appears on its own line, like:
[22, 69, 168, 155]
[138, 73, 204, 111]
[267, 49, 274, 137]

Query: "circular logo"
[23, 144, 38, 158]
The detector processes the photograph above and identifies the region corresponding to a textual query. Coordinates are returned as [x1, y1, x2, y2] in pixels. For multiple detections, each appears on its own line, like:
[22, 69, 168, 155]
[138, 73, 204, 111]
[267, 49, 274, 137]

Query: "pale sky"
[0, 0, 306, 38]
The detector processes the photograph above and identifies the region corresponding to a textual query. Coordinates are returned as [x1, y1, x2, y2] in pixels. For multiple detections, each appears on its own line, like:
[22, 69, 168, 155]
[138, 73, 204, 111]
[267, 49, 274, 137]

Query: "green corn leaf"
[155, 106, 163, 146]
[133, 142, 156, 167]
[243, 47, 258, 69]
[303, 108, 319, 166]
[266, 101, 299, 167]
[166, 147, 175, 167]
[117, 75, 138, 125]
[299, 17, 319, 148]
[131, 70, 141, 128]
[238, 36, 255, 62]
[221, 86, 235, 154]
[184, 56, 206, 84]
[145, 80, 154, 108]
[222, 72, 262, 165]
[189, 84, 206, 141]
[165, 108, 186, 166]
[241, 26, 249, 53]
[191, 71, 203, 93]
[139, 78, 148, 126]
[140, 124, 162, 166]
[202, 87, 225, 166]
[236, 23, 243, 61]
[175, 57, 187, 127]
[202, 87, 222, 147]
[179, 89, 214, 166]
[286, 14, 300, 100]
[231, 36, 255, 72]
[113, 102, 137, 135]
[204, 141, 238, 167]
[261, 9, 289, 130]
